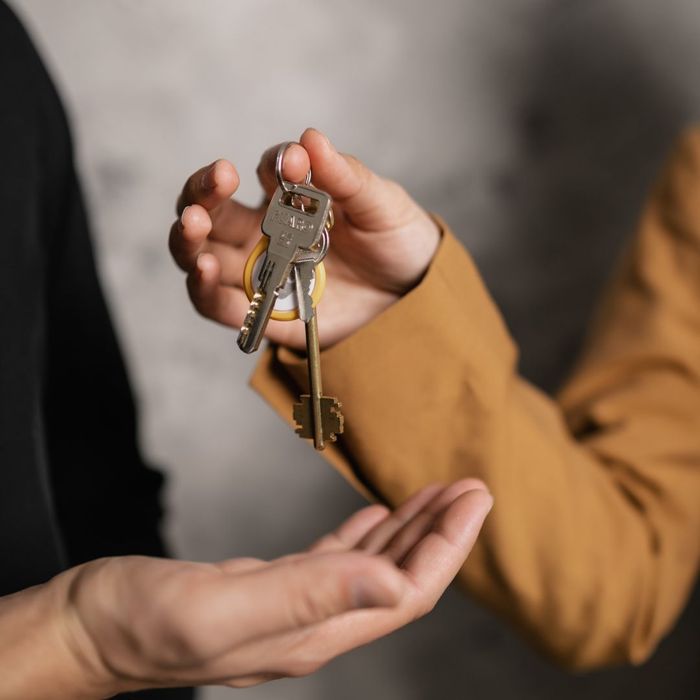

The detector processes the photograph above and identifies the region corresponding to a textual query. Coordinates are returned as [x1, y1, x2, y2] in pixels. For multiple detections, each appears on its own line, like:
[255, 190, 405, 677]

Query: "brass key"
[292, 253, 343, 450]
[293, 309, 344, 449]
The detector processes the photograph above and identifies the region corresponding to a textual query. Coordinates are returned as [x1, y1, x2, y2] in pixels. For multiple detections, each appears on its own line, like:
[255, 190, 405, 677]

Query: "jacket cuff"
[250, 217, 516, 503]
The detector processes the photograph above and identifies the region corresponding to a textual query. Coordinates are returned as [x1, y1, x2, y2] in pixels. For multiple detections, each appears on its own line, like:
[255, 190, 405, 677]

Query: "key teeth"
[240, 292, 264, 333]
[293, 396, 344, 441]
[292, 401, 305, 436]
[327, 400, 344, 439]
[237, 292, 265, 349]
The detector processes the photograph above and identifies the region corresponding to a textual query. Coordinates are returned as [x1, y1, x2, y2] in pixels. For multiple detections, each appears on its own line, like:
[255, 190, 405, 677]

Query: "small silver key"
[293, 259, 315, 323]
[238, 183, 331, 353]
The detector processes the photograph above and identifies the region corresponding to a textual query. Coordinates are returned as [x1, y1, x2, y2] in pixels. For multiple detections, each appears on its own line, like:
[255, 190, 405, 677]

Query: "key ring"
[276, 141, 312, 193]
[295, 227, 330, 264]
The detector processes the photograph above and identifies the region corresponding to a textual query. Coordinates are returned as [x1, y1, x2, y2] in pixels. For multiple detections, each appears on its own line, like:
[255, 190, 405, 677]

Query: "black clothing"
[0, 3, 192, 698]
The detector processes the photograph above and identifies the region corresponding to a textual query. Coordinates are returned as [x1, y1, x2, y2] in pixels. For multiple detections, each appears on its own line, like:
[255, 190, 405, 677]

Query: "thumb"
[204, 552, 405, 649]
[300, 127, 411, 230]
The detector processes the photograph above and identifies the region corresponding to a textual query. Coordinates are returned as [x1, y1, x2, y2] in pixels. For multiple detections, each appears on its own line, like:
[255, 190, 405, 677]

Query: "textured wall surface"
[11, 1, 700, 698]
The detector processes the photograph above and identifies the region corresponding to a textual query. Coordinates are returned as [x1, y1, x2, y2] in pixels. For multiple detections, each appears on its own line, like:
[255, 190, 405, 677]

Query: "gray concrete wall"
[11, 1, 700, 698]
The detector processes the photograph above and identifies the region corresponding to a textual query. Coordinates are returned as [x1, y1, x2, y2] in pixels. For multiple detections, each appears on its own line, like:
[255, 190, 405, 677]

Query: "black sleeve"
[0, 0, 168, 568]
[0, 5, 195, 696]
[31, 42, 169, 567]
[43, 160, 169, 565]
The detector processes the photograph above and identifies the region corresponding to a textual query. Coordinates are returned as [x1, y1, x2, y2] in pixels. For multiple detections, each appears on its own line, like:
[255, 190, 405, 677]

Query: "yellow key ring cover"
[243, 237, 326, 322]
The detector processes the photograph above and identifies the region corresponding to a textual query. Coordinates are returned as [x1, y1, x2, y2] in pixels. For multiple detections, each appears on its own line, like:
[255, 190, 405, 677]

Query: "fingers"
[210, 483, 491, 680]
[400, 485, 492, 604]
[170, 198, 262, 273]
[381, 479, 486, 565]
[311, 482, 485, 564]
[169, 204, 212, 271]
[170, 159, 261, 274]
[356, 483, 445, 554]
[176, 159, 240, 216]
[300, 127, 410, 229]
[256, 142, 311, 199]
[186, 254, 250, 326]
[307, 505, 390, 554]
[185, 255, 307, 346]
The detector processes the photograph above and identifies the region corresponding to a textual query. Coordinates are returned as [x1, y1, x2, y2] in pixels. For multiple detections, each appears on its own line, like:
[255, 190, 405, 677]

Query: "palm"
[246, 206, 430, 349]
[72, 482, 491, 691]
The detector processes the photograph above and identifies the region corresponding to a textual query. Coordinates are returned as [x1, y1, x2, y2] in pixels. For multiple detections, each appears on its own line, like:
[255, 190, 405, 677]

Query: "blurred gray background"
[11, 0, 700, 698]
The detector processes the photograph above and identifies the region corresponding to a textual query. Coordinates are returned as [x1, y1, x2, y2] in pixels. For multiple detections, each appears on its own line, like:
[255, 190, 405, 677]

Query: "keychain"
[238, 142, 343, 450]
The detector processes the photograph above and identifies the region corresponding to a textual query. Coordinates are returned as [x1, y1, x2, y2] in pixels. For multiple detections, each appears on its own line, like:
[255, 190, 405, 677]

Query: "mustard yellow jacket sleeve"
[250, 128, 700, 670]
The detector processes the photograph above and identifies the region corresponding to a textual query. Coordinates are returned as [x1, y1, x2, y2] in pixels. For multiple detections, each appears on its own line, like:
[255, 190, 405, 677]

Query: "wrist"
[49, 563, 122, 699]
[392, 208, 442, 296]
[0, 566, 117, 700]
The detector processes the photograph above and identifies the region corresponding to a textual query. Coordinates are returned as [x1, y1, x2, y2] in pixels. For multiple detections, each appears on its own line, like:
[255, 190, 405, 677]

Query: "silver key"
[292, 223, 330, 323]
[293, 259, 315, 323]
[262, 184, 331, 260]
[238, 183, 331, 353]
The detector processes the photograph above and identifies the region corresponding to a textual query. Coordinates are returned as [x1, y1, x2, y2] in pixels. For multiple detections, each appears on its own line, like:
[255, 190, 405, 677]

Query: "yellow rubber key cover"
[242, 237, 326, 322]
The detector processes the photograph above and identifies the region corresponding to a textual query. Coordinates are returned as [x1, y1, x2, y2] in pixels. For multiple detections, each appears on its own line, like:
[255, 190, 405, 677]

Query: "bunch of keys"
[238, 142, 344, 451]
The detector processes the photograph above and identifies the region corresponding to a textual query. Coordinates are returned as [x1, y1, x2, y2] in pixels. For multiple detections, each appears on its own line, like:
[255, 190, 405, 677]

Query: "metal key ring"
[276, 141, 312, 193]
[295, 227, 330, 265]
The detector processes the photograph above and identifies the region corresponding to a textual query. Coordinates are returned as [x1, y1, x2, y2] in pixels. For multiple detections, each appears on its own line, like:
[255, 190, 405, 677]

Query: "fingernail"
[309, 127, 332, 150]
[472, 490, 494, 522]
[350, 576, 401, 609]
[195, 253, 208, 277]
[200, 161, 217, 190]
[180, 205, 190, 225]
[470, 485, 492, 499]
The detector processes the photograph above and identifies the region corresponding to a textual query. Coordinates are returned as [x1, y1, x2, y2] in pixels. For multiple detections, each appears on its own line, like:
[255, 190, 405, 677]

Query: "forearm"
[252, 209, 700, 668]
[252, 295, 678, 668]
[0, 568, 114, 700]
[465, 374, 699, 669]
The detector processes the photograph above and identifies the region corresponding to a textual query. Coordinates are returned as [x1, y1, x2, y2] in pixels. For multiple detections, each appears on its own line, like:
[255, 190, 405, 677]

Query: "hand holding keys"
[239, 142, 344, 450]
[170, 129, 441, 445]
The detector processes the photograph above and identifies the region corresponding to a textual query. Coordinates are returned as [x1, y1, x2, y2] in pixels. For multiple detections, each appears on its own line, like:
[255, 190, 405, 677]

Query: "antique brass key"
[292, 259, 344, 450]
